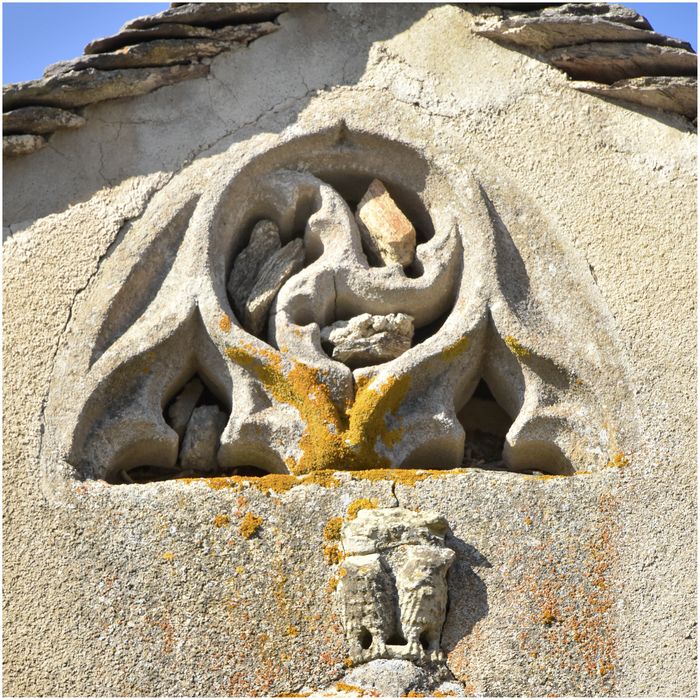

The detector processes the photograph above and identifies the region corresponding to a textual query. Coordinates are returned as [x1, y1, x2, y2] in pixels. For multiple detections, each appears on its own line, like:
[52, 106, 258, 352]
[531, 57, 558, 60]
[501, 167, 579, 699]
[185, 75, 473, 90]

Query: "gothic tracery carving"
[40, 125, 637, 487]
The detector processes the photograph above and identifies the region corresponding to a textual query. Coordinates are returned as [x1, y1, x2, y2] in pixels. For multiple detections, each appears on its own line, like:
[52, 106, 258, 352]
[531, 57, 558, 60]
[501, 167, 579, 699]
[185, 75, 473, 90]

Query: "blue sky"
[2, 2, 698, 84]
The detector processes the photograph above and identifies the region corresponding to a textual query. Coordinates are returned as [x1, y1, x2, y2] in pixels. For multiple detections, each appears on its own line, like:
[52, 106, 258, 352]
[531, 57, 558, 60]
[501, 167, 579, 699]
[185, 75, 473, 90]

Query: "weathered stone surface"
[355, 178, 416, 267]
[546, 41, 697, 83]
[324, 659, 464, 697]
[179, 405, 227, 471]
[3, 106, 85, 135]
[3, 134, 46, 157]
[321, 312, 414, 365]
[244, 237, 304, 336]
[166, 377, 204, 439]
[44, 36, 262, 77]
[3, 63, 209, 110]
[84, 20, 277, 55]
[227, 219, 281, 321]
[532, 3, 652, 29]
[123, 2, 288, 30]
[475, 15, 692, 52]
[573, 75, 698, 119]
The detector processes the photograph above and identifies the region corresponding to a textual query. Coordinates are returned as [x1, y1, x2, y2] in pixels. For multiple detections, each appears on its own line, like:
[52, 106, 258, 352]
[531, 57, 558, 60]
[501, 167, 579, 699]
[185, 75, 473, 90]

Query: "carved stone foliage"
[40, 124, 638, 489]
[337, 508, 455, 665]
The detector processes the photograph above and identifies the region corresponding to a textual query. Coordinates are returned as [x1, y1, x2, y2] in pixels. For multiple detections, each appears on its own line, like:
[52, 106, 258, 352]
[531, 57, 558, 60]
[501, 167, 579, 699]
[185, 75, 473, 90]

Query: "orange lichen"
[350, 468, 469, 486]
[219, 314, 232, 332]
[213, 514, 231, 528]
[327, 575, 340, 592]
[335, 681, 377, 696]
[323, 517, 343, 542]
[225, 342, 411, 474]
[606, 451, 629, 469]
[323, 544, 342, 565]
[240, 512, 264, 539]
[505, 335, 530, 358]
[347, 498, 379, 520]
[285, 626, 299, 637]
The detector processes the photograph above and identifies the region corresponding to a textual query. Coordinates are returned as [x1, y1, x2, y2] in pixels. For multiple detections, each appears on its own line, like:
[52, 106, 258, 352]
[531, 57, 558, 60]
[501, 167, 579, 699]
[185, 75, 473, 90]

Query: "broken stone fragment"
[123, 3, 288, 31]
[3, 63, 209, 111]
[545, 41, 697, 83]
[321, 312, 414, 365]
[3, 134, 46, 157]
[84, 20, 278, 55]
[45, 32, 274, 77]
[179, 405, 228, 472]
[475, 15, 692, 52]
[355, 179, 416, 267]
[3, 106, 85, 135]
[572, 75, 697, 120]
[166, 378, 205, 440]
[227, 219, 281, 320]
[535, 3, 652, 30]
[244, 237, 305, 337]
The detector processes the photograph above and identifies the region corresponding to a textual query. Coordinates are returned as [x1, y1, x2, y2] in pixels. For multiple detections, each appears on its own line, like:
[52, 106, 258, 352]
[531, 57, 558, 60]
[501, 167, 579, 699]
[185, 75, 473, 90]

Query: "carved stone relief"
[337, 508, 455, 665]
[40, 124, 639, 490]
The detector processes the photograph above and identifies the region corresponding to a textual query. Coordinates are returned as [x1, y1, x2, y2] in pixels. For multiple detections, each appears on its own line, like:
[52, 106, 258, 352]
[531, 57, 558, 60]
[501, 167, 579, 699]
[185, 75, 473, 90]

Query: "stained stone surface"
[166, 377, 204, 439]
[43, 33, 275, 77]
[227, 219, 282, 321]
[179, 405, 228, 471]
[3, 3, 696, 698]
[85, 20, 279, 55]
[546, 41, 697, 83]
[3, 133, 46, 157]
[3, 63, 209, 110]
[123, 2, 288, 30]
[573, 76, 698, 119]
[3, 106, 85, 134]
[244, 237, 305, 336]
[321, 313, 414, 365]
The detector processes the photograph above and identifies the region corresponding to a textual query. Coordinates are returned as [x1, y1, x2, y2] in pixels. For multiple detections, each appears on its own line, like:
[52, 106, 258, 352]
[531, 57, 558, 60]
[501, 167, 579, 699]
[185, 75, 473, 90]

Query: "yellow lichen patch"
[441, 335, 470, 361]
[285, 625, 299, 637]
[347, 498, 379, 520]
[323, 544, 342, 565]
[343, 657, 354, 669]
[606, 451, 629, 469]
[350, 468, 469, 487]
[505, 335, 531, 358]
[327, 575, 339, 592]
[213, 514, 231, 528]
[224, 342, 411, 474]
[235, 566, 245, 575]
[162, 551, 174, 561]
[406, 692, 425, 698]
[335, 681, 377, 696]
[219, 314, 232, 332]
[323, 517, 343, 542]
[240, 512, 264, 539]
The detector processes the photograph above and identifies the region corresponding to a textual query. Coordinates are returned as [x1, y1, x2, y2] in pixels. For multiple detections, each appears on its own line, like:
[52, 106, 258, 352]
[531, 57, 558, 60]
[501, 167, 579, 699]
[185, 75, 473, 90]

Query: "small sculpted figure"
[337, 508, 455, 665]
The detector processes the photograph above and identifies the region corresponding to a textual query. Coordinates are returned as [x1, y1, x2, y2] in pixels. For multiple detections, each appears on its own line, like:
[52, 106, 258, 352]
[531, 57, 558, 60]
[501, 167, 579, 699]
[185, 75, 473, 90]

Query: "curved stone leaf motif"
[41, 127, 639, 489]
